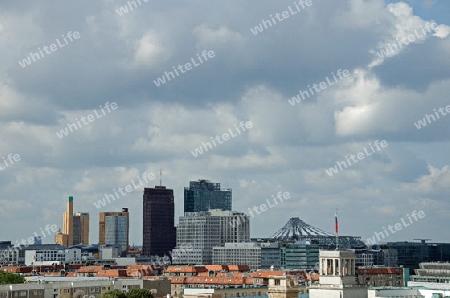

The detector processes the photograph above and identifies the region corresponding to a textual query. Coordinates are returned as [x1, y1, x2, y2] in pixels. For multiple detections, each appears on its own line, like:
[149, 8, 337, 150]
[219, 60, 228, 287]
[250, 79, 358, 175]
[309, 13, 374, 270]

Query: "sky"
[0, 0, 449, 247]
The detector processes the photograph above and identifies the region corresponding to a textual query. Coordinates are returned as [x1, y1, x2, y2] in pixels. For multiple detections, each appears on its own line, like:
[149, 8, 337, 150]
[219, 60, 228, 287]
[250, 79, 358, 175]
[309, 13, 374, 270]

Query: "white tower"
[309, 250, 368, 298]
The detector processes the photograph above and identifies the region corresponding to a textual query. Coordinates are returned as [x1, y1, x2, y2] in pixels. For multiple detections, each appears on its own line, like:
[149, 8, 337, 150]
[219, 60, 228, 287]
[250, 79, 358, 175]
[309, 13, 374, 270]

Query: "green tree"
[0, 271, 25, 285]
[99, 289, 126, 298]
[126, 288, 154, 298]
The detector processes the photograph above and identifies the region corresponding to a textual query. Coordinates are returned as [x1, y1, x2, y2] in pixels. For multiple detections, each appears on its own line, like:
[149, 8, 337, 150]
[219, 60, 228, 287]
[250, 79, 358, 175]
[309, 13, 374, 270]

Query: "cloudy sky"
[1, 0, 449, 247]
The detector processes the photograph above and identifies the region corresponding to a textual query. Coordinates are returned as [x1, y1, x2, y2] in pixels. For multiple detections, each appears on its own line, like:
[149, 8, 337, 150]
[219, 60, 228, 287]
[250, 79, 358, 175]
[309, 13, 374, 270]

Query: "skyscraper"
[105, 215, 128, 252]
[142, 186, 176, 257]
[184, 179, 232, 213]
[99, 208, 129, 251]
[172, 209, 250, 265]
[73, 212, 89, 245]
[62, 196, 74, 246]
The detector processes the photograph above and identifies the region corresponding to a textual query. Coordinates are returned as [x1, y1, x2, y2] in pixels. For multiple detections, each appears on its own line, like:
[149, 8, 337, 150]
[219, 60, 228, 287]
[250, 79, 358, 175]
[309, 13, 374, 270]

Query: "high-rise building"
[56, 196, 74, 247]
[142, 186, 176, 257]
[99, 208, 129, 251]
[184, 179, 232, 213]
[105, 216, 128, 253]
[172, 209, 250, 265]
[73, 212, 89, 245]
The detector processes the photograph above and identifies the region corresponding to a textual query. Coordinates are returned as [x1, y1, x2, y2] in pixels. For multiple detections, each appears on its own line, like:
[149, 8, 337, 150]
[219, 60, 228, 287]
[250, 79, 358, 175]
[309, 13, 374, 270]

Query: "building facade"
[73, 212, 89, 245]
[213, 243, 261, 270]
[0, 278, 170, 298]
[281, 242, 319, 270]
[309, 250, 368, 298]
[62, 196, 74, 246]
[24, 248, 82, 265]
[99, 209, 129, 252]
[261, 242, 282, 269]
[105, 216, 128, 253]
[172, 210, 250, 265]
[184, 180, 232, 213]
[142, 186, 176, 257]
[357, 267, 406, 287]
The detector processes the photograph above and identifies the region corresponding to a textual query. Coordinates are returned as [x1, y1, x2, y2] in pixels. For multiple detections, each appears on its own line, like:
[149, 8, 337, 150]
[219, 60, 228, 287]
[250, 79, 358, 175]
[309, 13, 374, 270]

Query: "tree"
[0, 271, 25, 285]
[126, 288, 154, 298]
[99, 290, 126, 298]
[74, 290, 86, 298]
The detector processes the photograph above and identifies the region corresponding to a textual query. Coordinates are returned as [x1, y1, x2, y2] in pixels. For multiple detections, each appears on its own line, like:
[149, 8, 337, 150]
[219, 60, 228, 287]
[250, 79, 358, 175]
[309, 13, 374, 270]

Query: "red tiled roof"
[96, 269, 128, 277]
[76, 266, 104, 273]
[227, 265, 250, 272]
[204, 265, 227, 271]
[165, 266, 207, 273]
[126, 269, 154, 277]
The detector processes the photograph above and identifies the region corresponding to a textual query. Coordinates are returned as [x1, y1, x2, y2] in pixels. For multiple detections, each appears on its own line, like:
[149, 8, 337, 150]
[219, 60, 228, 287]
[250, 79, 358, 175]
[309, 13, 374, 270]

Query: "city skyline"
[1, 0, 449, 247]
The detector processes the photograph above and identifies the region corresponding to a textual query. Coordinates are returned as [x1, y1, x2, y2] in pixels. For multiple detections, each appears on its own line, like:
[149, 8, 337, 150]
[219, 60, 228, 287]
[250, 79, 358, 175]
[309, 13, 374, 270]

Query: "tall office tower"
[99, 208, 129, 251]
[73, 212, 89, 245]
[142, 186, 176, 257]
[172, 209, 250, 265]
[184, 179, 232, 213]
[62, 196, 74, 246]
[105, 215, 128, 253]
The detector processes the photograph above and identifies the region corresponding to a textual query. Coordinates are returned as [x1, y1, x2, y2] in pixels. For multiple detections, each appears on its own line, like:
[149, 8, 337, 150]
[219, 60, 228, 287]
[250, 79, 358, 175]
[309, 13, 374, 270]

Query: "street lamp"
[71, 282, 74, 297]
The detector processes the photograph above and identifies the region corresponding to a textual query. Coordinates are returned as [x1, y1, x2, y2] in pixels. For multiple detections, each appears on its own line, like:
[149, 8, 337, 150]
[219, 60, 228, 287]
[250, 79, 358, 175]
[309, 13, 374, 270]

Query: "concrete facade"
[212, 243, 261, 270]
[173, 210, 250, 265]
[267, 276, 299, 298]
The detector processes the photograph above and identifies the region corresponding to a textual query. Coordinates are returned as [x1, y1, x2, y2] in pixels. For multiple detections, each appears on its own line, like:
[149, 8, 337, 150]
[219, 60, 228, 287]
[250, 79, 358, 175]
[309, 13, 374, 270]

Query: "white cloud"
[134, 31, 170, 66]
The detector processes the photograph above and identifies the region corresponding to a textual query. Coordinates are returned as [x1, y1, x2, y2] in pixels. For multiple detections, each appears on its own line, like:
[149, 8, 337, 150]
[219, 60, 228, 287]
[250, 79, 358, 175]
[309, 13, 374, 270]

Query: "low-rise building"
[0, 277, 170, 298]
[357, 267, 407, 287]
[24, 248, 81, 266]
[261, 242, 282, 269]
[213, 243, 261, 270]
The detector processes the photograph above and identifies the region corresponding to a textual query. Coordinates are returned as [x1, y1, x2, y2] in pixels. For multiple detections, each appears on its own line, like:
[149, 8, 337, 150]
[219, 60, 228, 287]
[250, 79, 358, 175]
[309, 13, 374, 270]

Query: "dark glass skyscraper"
[184, 179, 232, 213]
[142, 186, 176, 257]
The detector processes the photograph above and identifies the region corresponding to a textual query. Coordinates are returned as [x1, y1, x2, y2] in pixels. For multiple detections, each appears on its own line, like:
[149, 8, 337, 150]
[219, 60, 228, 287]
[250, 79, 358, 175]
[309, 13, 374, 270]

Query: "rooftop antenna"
[160, 168, 162, 186]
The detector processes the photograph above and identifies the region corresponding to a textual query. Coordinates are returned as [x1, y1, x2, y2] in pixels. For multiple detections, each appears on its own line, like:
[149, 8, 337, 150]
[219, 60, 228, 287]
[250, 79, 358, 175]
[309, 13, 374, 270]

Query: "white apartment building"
[25, 248, 81, 266]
